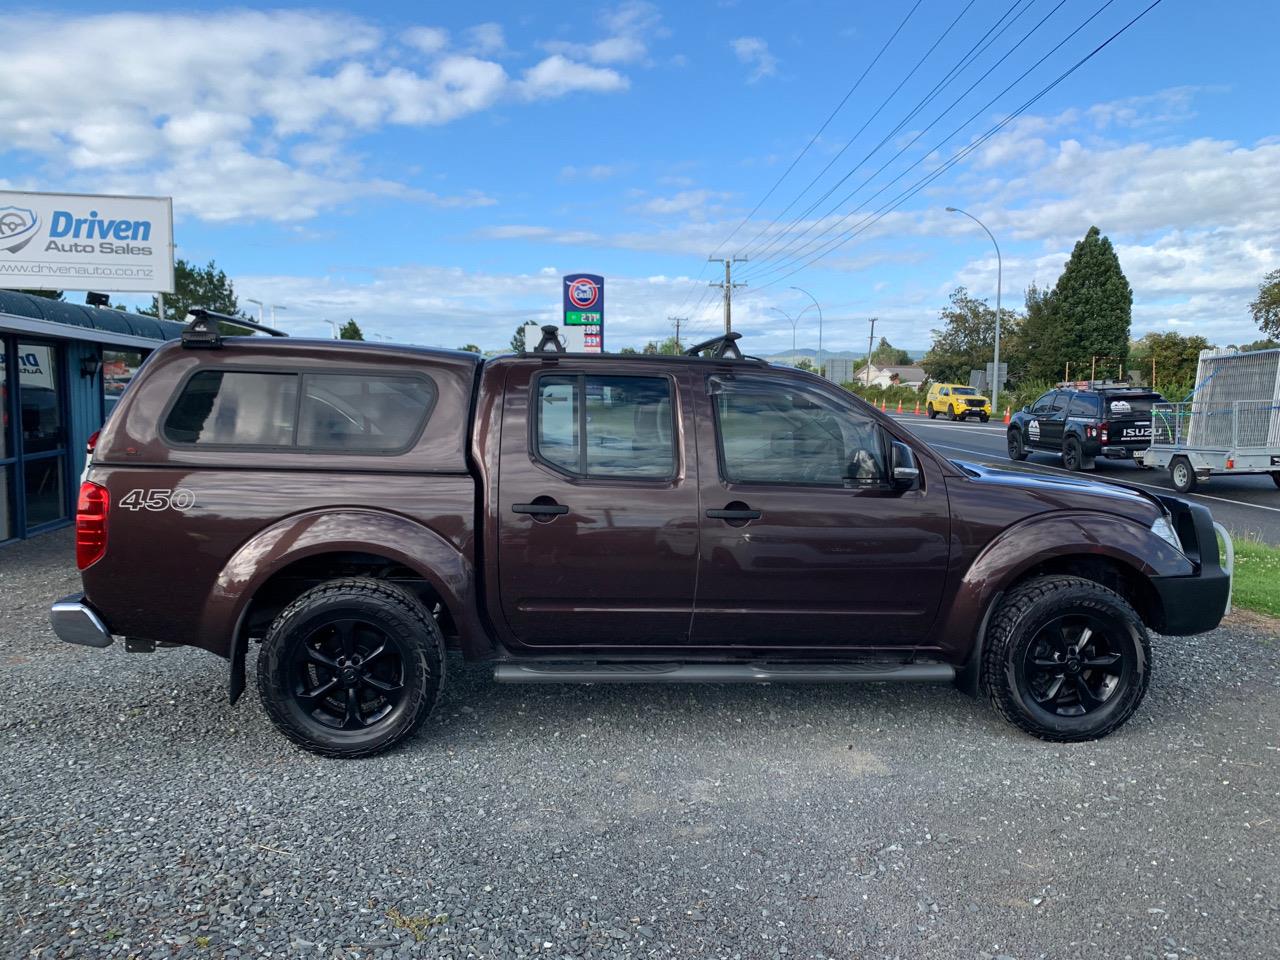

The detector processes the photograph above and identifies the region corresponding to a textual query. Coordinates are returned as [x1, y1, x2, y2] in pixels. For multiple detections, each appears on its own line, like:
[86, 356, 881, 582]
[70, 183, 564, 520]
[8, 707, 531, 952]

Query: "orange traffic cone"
[913, 401, 920, 416]
[1002, 406, 1011, 424]
[896, 400, 903, 414]
[881, 400, 887, 412]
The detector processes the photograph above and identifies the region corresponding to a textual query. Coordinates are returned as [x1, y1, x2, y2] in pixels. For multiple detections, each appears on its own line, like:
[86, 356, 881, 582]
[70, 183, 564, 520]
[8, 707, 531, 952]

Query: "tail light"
[76, 481, 109, 570]
[1099, 422, 1109, 444]
[86, 430, 100, 457]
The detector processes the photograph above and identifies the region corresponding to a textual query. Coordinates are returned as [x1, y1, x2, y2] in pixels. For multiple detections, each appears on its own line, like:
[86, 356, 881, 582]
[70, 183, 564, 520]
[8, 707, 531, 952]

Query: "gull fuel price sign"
[563, 273, 604, 353]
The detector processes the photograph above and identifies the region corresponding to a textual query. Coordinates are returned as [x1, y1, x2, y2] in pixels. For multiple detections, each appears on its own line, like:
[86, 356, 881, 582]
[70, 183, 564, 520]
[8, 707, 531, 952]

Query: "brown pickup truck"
[51, 316, 1232, 757]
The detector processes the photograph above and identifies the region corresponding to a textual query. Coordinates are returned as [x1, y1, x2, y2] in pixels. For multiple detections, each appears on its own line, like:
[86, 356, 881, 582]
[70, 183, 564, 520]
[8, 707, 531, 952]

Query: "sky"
[2, 0, 1278, 355]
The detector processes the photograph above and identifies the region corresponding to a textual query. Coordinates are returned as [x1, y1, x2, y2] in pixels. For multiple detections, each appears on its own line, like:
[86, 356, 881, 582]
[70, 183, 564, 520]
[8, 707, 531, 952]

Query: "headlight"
[1151, 516, 1184, 554]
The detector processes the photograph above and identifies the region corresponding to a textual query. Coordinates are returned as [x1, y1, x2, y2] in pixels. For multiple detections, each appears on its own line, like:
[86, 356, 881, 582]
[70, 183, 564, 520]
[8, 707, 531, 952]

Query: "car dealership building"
[0, 290, 184, 544]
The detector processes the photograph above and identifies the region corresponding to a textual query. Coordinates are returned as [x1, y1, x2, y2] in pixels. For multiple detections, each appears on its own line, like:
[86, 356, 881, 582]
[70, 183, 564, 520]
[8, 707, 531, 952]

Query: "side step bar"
[494, 661, 954, 684]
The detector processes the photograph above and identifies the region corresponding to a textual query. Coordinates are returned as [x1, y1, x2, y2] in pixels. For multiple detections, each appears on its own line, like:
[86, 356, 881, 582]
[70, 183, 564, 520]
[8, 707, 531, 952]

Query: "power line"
[747, 0, 1167, 293]
[736, 0, 988, 262]
[743, 0, 1114, 283]
[673, 1, 925, 317]
[708, 257, 749, 334]
[742, 0, 1075, 279]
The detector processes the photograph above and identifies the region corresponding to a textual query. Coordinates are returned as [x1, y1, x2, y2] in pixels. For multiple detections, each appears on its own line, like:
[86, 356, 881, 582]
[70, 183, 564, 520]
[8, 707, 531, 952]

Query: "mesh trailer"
[1135, 346, 1280, 492]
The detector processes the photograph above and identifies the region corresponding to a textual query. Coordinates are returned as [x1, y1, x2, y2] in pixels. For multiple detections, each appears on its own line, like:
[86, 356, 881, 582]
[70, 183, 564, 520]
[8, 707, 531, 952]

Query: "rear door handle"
[706, 507, 761, 520]
[512, 502, 569, 516]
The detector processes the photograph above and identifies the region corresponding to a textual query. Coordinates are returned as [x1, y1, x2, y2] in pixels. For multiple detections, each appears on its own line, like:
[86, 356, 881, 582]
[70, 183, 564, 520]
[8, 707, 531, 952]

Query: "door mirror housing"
[891, 440, 920, 489]
[1023, 404, 1030, 413]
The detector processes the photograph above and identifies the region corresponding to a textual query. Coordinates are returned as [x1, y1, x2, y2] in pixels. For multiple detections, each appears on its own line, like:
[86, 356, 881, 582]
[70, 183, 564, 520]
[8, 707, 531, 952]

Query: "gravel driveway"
[2, 529, 1278, 959]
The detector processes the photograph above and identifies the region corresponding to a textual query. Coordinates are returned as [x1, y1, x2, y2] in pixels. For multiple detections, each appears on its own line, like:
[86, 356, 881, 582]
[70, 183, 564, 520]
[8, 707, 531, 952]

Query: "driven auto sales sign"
[0, 190, 174, 294]
[563, 273, 604, 353]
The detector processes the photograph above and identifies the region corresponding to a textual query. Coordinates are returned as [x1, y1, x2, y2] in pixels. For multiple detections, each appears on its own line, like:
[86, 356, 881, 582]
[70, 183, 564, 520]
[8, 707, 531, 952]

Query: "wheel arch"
[950, 512, 1190, 695]
[207, 509, 491, 704]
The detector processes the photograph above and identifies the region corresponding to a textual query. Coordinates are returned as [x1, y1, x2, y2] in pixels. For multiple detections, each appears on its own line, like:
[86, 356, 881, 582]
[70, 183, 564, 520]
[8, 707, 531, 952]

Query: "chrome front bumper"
[50, 594, 114, 648]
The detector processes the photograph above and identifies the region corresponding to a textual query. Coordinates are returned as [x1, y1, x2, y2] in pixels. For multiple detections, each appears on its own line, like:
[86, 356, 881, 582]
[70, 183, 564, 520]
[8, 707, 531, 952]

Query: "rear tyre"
[928, 407, 938, 419]
[1062, 437, 1084, 471]
[1007, 429, 1029, 461]
[1271, 471, 1280, 489]
[981, 575, 1151, 742]
[256, 577, 445, 758]
[1170, 456, 1198, 493]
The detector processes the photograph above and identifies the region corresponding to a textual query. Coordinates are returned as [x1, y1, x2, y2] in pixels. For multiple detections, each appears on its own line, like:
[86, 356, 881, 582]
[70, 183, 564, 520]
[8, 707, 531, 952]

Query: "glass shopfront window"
[0, 338, 11, 542]
[102, 348, 145, 418]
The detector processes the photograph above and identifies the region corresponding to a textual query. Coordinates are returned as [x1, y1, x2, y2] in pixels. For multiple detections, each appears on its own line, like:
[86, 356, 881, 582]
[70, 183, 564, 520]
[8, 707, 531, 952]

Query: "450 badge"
[118, 488, 196, 512]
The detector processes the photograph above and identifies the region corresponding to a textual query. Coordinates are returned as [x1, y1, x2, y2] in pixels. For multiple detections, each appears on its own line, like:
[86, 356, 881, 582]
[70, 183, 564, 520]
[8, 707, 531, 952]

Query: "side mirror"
[1022, 405, 1030, 413]
[891, 440, 920, 488]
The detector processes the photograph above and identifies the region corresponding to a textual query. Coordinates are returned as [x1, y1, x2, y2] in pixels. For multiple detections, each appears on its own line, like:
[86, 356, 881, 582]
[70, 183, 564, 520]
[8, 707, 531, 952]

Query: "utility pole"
[668, 315, 686, 351]
[709, 256, 747, 335]
[865, 317, 877, 386]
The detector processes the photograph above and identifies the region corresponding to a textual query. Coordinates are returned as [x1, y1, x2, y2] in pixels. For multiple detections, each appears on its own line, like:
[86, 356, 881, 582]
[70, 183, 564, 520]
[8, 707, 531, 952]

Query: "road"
[890, 412, 1280, 545]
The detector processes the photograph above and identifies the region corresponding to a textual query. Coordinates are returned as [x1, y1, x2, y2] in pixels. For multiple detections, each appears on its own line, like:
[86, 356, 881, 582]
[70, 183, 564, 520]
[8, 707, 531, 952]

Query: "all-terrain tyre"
[256, 577, 445, 758]
[981, 575, 1151, 742]
[1007, 428, 1028, 461]
[928, 406, 938, 419]
[1270, 471, 1280, 489]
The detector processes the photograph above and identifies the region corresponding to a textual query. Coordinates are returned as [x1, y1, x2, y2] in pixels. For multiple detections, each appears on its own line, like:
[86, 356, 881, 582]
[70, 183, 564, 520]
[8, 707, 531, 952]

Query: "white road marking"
[889, 414, 1008, 434]
[924, 440, 1280, 515]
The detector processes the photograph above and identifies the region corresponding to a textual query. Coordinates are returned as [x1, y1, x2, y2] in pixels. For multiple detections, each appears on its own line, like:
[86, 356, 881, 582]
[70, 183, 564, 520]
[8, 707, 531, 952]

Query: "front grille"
[965, 399, 985, 407]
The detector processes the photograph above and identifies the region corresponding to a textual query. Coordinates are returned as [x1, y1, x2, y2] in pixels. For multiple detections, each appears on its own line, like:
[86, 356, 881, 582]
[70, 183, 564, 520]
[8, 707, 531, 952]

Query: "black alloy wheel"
[981, 575, 1151, 742]
[257, 577, 445, 757]
[291, 618, 406, 731]
[1019, 613, 1129, 718]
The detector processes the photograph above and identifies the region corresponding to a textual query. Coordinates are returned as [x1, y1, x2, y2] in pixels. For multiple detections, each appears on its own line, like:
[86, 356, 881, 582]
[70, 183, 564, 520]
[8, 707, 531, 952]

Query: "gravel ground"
[2, 529, 1278, 960]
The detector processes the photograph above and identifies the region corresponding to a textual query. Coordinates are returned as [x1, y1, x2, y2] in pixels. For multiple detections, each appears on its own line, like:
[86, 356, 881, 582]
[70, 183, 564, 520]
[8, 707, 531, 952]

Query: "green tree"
[795, 357, 815, 372]
[1129, 332, 1212, 393]
[1048, 226, 1133, 378]
[641, 336, 683, 356]
[338, 319, 364, 341]
[458, 343, 481, 353]
[1234, 337, 1280, 352]
[141, 259, 239, 321]
[1020, 283, 1063, 382]
[14, 288, 63, 300]
[616, 346, 639, 355]
[921, 287, 1020, 385]
[510, 325, 528, 353]
[870, 336, 911, 366]
[1249, 268, 1280, 338]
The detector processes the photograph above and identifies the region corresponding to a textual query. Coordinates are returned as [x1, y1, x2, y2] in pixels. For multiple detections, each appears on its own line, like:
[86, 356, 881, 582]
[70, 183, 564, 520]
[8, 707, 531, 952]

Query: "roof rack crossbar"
[181, 307, 288, 349]
[684, 332, 744, 360]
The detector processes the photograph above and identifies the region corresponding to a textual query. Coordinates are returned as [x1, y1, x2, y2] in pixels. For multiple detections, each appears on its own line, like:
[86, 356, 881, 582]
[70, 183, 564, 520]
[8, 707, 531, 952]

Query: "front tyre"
[981, 575, 1150, 742]
[256, 577, 445, 758]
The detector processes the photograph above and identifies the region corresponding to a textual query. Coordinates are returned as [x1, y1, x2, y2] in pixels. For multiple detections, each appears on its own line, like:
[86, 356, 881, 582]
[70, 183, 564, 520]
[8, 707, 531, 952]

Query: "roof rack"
[181, 308, 289, 349]
[1055, 378, 1145, 391]
[684, 332, 744, 360]
[531, 324, 566, 354]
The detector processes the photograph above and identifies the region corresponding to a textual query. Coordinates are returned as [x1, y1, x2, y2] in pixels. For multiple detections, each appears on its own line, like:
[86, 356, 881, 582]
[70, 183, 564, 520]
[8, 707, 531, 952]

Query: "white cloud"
[542, 1, 664, 66]
[730, 37, 778, 83]
[465, 23, 506, 56]
[560, 164, 623, 181]
[640, 189, 732, 217]
[0, 10, 634, 223]
[403, 26, 449, 55]
[518, 55, 629, 99]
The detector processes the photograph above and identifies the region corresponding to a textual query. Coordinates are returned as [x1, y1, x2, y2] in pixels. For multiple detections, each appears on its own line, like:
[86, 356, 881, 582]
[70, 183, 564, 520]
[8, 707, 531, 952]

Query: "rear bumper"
[1149, 498, 1233, 635]
[1100, 444, 1142, 458]
[49, 594, 114, 648]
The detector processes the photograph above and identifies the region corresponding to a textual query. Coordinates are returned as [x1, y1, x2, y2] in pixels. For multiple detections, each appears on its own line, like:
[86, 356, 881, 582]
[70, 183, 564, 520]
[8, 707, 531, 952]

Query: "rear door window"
[534, 374, 676, 479]
[1068, 394, 1101, 418]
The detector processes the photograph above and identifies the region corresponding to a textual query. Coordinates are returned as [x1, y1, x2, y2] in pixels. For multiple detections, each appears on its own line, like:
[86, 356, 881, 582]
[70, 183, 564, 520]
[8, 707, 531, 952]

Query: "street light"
[790, 286, 823, 379]
[245, 298, 265, 325]
[326, 319, 340, 339]
[946, 206, 1003, 412]
[769, 306, 803, 367]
